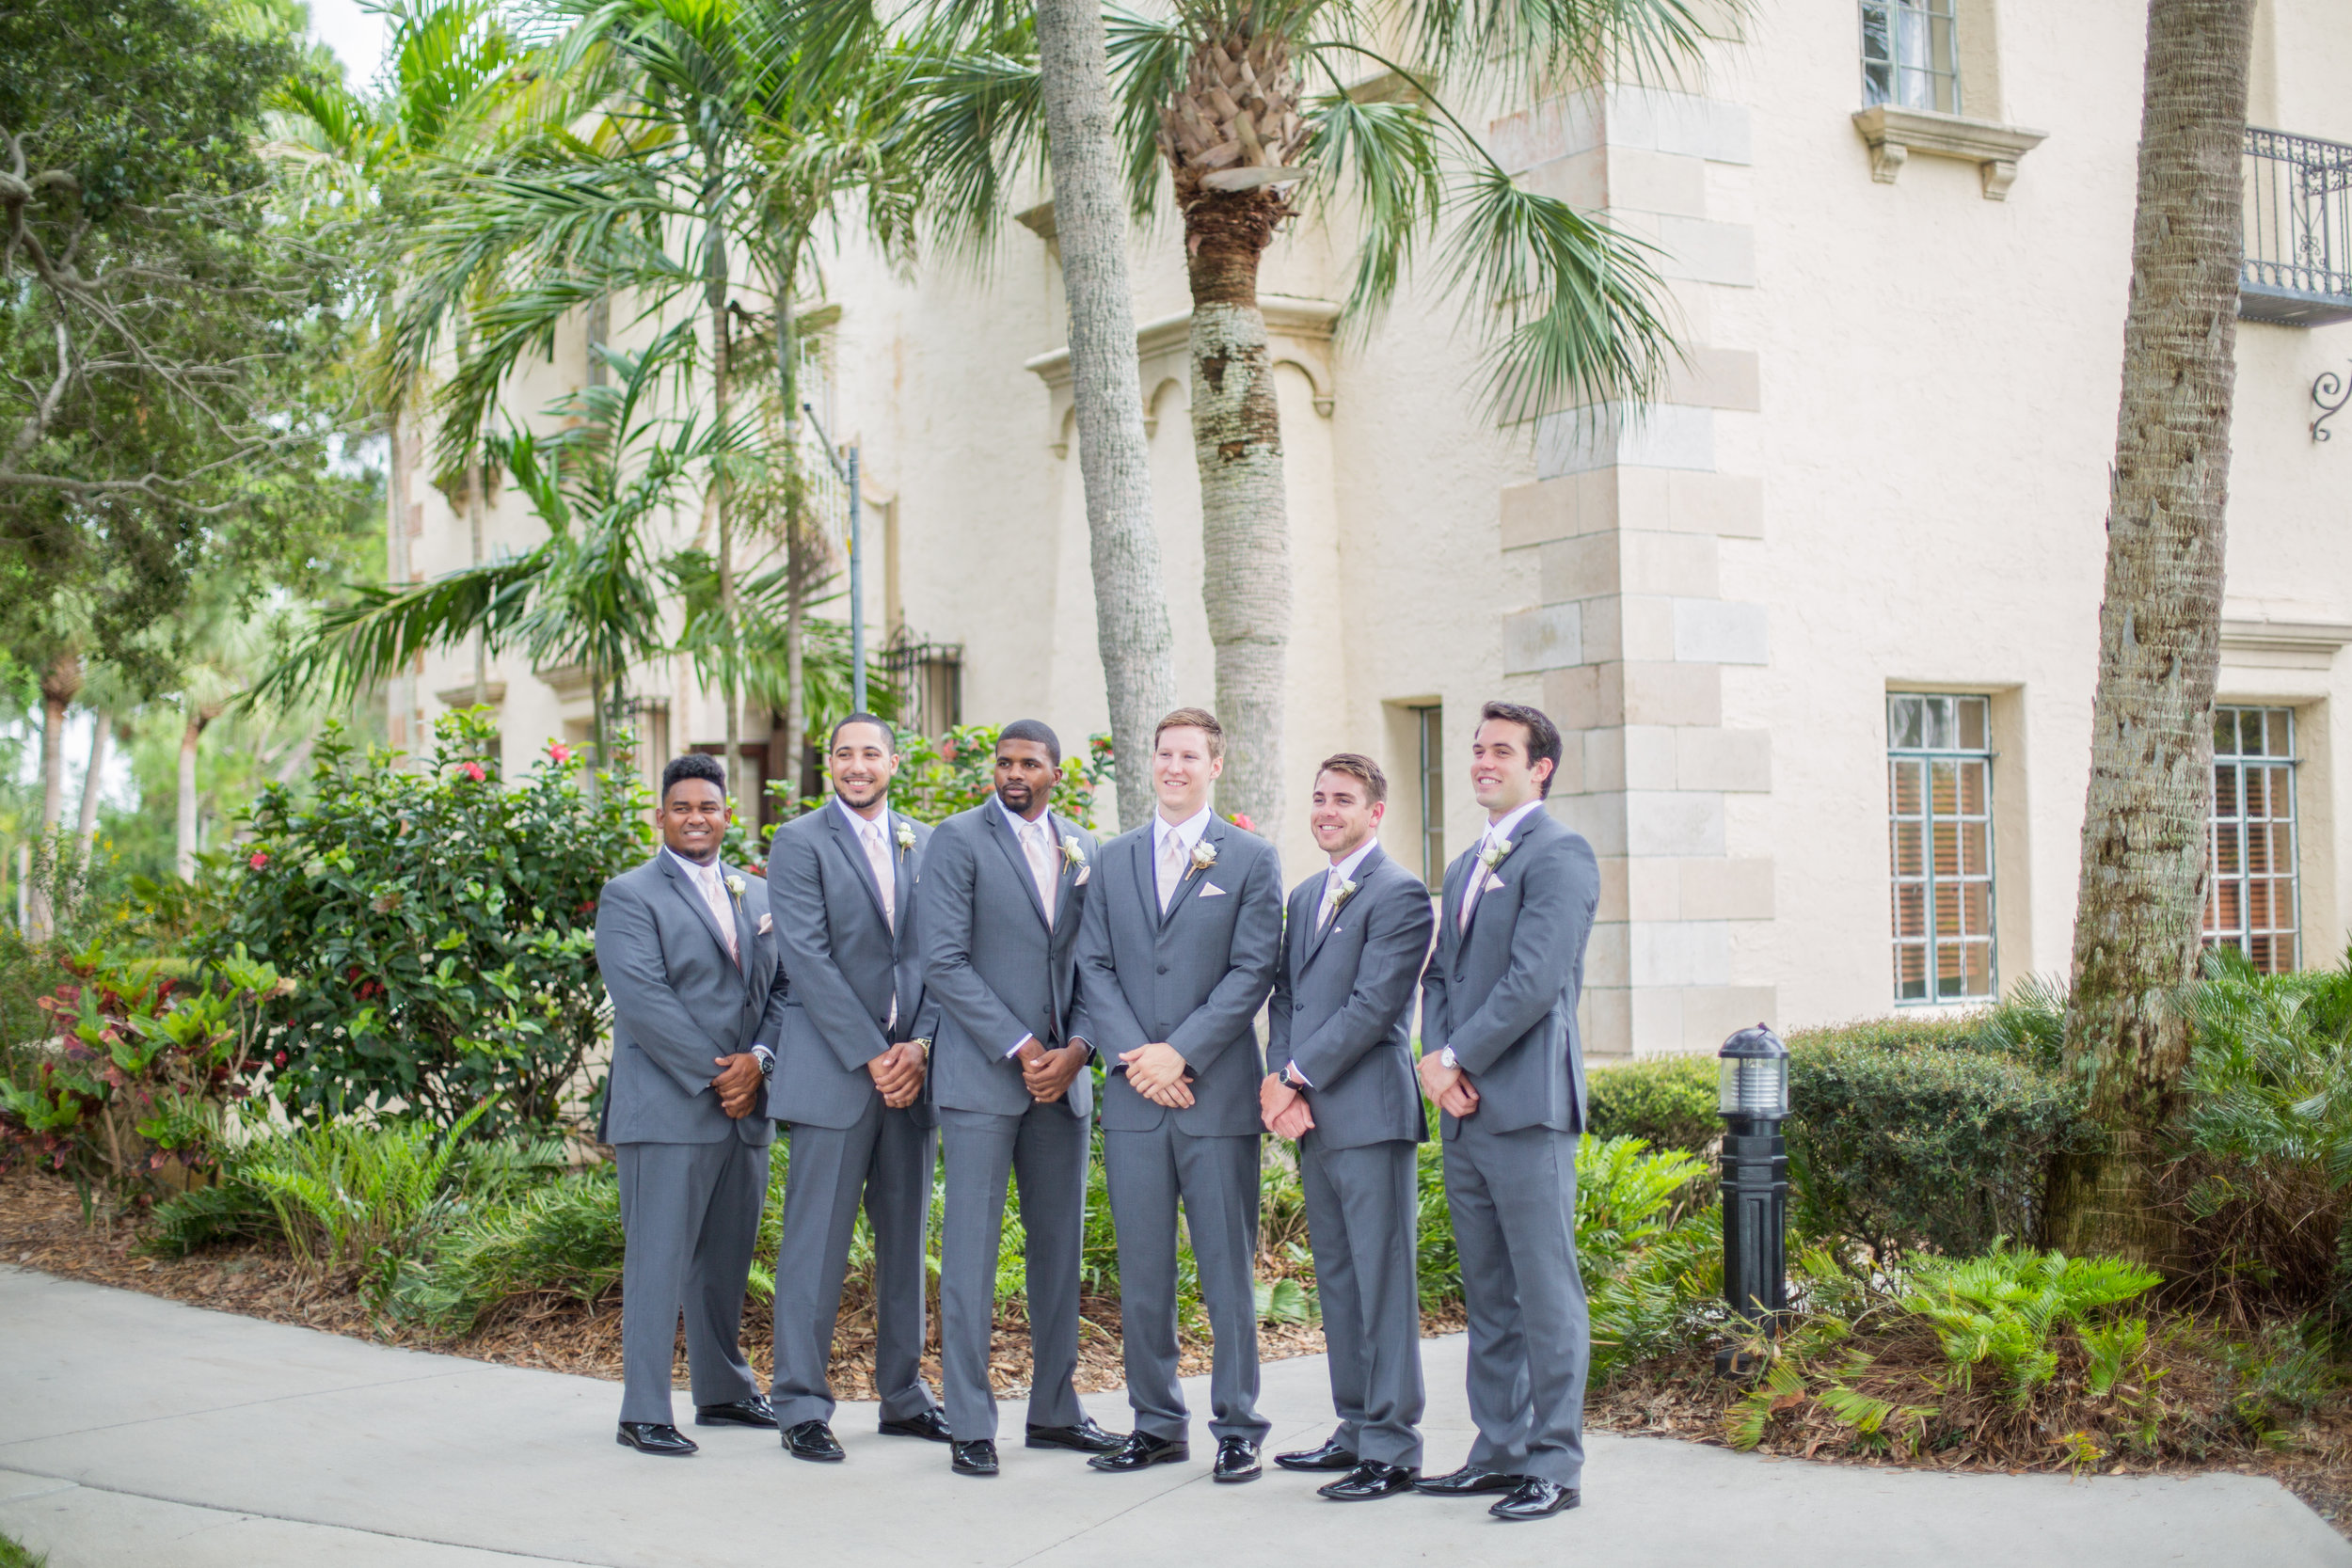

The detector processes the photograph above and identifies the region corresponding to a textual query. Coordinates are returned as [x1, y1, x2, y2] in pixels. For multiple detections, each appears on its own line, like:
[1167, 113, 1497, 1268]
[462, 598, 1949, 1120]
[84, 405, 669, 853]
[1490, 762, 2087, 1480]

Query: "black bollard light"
[1714, 1023, 1789, 1377]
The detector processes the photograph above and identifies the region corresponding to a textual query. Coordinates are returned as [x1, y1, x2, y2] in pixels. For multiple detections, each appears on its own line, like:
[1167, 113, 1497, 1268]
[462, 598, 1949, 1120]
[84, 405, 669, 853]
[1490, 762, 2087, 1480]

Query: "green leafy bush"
[1900, 1245, 2162, 1403]
[1787, 1018, 2090, 1259]
[243, 1101, 494, 1303]
[1586, 1054, 1720, 1155]
[0, 942, 283, 1195]
[401, 1171, 627, 1332]
[212, 710, 650, 1132]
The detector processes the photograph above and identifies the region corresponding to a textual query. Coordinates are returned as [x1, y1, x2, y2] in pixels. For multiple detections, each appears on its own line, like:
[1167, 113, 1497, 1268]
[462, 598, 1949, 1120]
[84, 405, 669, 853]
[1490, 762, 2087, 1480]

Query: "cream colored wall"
[399, 0, 2352, 1033]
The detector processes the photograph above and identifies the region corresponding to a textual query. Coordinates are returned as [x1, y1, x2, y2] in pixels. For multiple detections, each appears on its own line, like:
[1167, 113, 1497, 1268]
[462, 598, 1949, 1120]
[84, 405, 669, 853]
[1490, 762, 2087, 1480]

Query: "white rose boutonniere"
[1478, 838, 1517, 872]
[1061, 837, 1088, 869]
[1190, 839, 1219, 873]
[724, 874, 747, 904]
[1332, 878, 1360, 911]
[894, 820, 916, 860]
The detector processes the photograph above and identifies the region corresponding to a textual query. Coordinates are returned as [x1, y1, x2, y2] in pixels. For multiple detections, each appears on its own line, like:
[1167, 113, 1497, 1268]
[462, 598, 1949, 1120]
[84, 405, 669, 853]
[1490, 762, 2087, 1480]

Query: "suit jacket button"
[1156, 962, 1169, 974]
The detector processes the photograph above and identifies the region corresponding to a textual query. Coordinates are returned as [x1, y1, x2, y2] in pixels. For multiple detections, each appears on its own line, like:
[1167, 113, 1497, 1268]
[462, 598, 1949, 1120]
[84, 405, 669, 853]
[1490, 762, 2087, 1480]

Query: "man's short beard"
[836, 778, 885, 806]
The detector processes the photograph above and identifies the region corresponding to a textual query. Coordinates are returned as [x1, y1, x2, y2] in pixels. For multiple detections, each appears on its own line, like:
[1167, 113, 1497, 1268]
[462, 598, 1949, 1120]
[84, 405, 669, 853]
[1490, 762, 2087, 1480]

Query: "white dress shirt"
[1286, 834, 1381, 1088]
[1440, 798, 1547, 1069]
[1152, 802, 1216, 911]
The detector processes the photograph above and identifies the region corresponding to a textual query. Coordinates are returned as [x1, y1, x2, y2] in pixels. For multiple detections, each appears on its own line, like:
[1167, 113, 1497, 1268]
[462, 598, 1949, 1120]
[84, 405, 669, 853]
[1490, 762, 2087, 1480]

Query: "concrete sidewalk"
[0, 1266, 2342, 1567]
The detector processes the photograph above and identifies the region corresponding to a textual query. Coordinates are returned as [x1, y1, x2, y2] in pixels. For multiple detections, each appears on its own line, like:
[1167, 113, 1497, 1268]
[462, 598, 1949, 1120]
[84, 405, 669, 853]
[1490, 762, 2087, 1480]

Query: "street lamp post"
[1716, 1023, 1790, 1375]
[801, 402, 865, 713]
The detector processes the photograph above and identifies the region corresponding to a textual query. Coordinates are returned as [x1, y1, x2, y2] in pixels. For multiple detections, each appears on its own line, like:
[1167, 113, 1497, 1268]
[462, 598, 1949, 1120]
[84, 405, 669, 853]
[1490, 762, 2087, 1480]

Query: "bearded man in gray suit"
[919, 721, 1123, 1479]
[1413, 701, 1598, 1522]
[596, 753, 788, 1457]
[1075, 706, 1282, 1484]
[765, 713, 945, 1462]
[1261, 753, 1435, 1502]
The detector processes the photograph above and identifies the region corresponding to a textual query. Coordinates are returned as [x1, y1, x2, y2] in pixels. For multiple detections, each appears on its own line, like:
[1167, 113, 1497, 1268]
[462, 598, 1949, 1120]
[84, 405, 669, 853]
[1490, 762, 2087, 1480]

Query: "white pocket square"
[1483, 874, 1505, 893]
[757, 912, 774, 934]
[1073, 865, 1090, 886]
[1200, 882, 1227, 897]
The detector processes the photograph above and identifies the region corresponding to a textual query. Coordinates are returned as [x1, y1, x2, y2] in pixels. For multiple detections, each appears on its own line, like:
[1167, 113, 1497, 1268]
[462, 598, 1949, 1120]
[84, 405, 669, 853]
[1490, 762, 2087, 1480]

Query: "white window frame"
[2205, 705, 2301, 974]
[1887, 691, 1997, 1005]
[1862, 0, 1963, 116]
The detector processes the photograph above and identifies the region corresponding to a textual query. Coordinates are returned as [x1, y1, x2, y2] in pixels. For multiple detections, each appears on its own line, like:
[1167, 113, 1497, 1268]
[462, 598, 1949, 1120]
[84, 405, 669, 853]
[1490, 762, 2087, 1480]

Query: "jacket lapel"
[1157, 816, 1223, 932]
[1441, 848, 1475, 975]
[824, 800, 893, 932]
[890, 812, 916, 950]
[985, 803, 1053, 928]
[1303, 844, 1383, 971]
[659, 853, 742, 976]
[1130, 826, 1161, 933]
[1047, 813, 1083, 936]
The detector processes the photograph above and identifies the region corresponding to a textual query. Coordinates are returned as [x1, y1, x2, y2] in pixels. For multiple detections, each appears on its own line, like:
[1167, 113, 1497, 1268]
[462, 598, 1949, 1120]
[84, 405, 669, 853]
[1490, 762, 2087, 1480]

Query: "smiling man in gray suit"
[1413, 701, 1599, 1522]
[765, 713, 945, 1463]
[596, 753, 788, 1457]
[1261, 753, 1435, 1502]
[1075, 706, 1282, 1483]
[920, 720, 1123, 1479]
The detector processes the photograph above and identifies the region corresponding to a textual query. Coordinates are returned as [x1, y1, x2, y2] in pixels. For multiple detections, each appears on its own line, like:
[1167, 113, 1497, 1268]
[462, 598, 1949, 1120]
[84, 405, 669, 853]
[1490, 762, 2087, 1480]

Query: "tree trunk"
[707, 192, 744, 814]
[75, 711, 108, 865]
[177, 707, 209, 880]
[774, 267, 809, 811]
[2045, 0, 2253, 1265]
[1185, 190, 1290, 837]
[30, 648, 81, 941]
[1031, 0, 1178, 829]
[386, 412, 414, 750]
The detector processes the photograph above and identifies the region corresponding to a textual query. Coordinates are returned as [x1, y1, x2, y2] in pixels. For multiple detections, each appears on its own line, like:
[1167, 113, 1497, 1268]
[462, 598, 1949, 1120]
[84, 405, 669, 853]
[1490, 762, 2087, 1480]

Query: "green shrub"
[212, 710, 649, 1132]
[243, 1101, 493, 1304]
[147, 1175, 280, 1256]
[0, 1527, 46, 1568]
[1586, 1054, 1720, 1155]
[1900, 1244, 2162, 1403]
[1787, 1020, 2090, 1259]
[402, 1171, 626, 1332]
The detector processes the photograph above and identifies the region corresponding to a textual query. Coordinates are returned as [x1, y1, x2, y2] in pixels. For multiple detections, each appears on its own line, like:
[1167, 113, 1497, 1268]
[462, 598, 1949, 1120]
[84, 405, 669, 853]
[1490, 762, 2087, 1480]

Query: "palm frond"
[1297, 76, 1443, 321]
[1411, 0, 1730, 104]
[246, 556, 548, 711]
[901, 30, 1047, 261]
[1104, 6, 1188, 217]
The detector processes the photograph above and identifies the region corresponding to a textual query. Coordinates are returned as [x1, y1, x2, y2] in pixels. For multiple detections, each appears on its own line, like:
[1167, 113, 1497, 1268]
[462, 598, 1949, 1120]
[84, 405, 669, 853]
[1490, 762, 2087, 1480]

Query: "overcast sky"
[307, 0, 391, 87]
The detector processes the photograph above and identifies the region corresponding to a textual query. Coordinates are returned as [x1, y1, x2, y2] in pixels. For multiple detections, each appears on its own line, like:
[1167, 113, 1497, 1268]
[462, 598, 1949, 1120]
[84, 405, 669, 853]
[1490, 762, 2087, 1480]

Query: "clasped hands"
[1260, 1071, 1312, 1140]
[1118, 1041, 1195, 1109]
[710, 1053, 764, 1119]
[1416, 1049, 1481, 1119]
[866, 1040, 928, 1109]
[1014, 1036, 1090, 1104]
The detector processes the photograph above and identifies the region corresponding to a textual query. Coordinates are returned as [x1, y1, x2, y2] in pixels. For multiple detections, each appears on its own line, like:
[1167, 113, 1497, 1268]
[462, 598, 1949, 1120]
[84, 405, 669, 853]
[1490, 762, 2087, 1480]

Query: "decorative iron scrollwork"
[2316, 366, 2352, 443]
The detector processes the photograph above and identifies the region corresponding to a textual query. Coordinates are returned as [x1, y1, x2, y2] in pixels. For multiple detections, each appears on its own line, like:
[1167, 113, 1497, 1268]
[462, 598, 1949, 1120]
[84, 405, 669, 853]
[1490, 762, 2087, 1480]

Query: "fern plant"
[246, 1099, 494, 1302]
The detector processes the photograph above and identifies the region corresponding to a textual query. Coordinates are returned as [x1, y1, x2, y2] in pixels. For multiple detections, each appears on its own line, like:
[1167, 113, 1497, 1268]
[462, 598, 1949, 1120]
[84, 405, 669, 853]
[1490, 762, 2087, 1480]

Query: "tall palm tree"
[2045, 0, 2255, 1264]
[927, 0, 1724, 833]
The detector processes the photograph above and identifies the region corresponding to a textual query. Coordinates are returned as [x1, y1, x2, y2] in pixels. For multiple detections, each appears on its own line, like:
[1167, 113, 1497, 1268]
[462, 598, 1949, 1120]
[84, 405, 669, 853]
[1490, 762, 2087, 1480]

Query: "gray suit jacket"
[765, 802, 941, 1131]
[1268, 845, 1435, 1149]
[595, 852, 787, 1147]
[1076, 814, 1281, 1137]
[920, 803, 1098, 1120]
[1419, 808, 1599, 1138]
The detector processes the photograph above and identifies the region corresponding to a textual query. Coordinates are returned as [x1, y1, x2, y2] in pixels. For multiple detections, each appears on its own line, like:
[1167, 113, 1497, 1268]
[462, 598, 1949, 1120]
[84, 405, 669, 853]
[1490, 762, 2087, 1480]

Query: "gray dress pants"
[615, 1138, 770, 1425]
[1442, 1118, 1587, 1487]
[937, 1103, 1092, 1441]
[769, 1094, 941, 1427]
[1104, 1124, 1268, 1444]
[1299, 1134, 1424, 1468]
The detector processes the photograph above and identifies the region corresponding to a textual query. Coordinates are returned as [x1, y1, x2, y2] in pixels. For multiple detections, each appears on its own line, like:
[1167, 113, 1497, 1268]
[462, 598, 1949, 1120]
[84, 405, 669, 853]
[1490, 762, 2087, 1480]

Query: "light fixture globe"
[1717, 1022, 1790, 1118]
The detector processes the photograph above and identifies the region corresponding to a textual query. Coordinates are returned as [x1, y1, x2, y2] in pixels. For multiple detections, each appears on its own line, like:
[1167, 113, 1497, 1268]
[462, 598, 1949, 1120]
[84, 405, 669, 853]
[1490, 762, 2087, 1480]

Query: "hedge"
[1586, 1054, 1720, 1156]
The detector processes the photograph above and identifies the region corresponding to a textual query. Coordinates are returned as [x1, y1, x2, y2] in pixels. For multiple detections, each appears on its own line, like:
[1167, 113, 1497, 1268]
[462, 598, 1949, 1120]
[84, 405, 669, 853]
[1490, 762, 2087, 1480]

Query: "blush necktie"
[698, 863, 740, 966]
[863, 818, 896, 932]
[1458, 834, 1496, 934]
[1024, 819, 1058, 925]
[1317, 867, 1343, 930]
[1158, 831, 1187, 913]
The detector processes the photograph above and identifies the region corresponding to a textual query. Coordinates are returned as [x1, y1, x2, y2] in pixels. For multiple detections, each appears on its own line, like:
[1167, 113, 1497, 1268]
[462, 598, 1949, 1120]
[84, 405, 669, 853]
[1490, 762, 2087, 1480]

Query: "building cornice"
[1022, 296, 1341, 453]
[1851, 105, 2049, 199]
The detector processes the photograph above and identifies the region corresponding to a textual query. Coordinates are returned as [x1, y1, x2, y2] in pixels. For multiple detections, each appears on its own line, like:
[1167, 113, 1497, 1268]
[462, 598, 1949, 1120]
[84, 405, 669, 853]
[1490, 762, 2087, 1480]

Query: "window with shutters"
[2205, 705, 2300, 974]
[1887, 692, 1995, 1004]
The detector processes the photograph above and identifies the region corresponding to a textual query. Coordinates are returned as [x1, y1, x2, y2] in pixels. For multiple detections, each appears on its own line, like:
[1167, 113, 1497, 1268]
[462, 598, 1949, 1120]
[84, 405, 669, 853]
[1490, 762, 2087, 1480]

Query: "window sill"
[1851, 105, 2049, 199]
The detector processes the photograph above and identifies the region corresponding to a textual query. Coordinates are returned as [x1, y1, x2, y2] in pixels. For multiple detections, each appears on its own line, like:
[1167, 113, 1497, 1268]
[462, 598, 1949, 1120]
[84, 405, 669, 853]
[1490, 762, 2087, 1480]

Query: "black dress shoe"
[951, 1439, 1000, 1477]
[782, 1419, 845, 1463]
[1319, 1461, 1417, 1501]
[1413, 1465, 1519, 1497]
[1211, 1436, 1262, 1483]
[1274, 1437, 1359, 1472]
[694, 1396, 777, 1429]
[616, 1422, 698, 1457]
[1490, 1478, 1580, 1520]
[1027, 1417, 1123, 1454]
[880, 1409, 954, 1443]
[1088, 1432, 1189, 1472]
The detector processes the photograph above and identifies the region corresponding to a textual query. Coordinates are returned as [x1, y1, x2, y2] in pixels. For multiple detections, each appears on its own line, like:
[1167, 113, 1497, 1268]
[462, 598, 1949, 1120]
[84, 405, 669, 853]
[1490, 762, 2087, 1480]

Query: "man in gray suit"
[765, 713, 945, 1462]
[596, 753, 788, 1457]
[1413, 701, 1598, 1522]
[921, 721, 1123, 1478]
[1075, 706, 1282, 1483]
[1261, 753, 1435, 1502]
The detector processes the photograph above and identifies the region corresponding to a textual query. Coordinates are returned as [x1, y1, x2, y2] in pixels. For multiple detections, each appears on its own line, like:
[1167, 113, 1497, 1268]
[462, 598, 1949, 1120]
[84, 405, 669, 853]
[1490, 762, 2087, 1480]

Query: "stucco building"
[396, 0, 2352, 1056]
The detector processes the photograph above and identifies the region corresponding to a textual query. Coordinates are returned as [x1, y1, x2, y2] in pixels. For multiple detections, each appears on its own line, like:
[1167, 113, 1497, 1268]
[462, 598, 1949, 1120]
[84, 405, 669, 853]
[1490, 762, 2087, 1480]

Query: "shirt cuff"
[1005, 1033, 1037, 1059]
[1285, 1060, 1311, 1089]
[1439, 1047, 1458, 1069]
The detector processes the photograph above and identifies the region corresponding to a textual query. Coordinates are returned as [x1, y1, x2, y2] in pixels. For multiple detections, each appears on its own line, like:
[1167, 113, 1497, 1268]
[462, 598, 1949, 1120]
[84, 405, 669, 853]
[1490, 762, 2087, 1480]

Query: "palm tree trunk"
[706, 188, 745, 816]
[2045, 0, 2253, 1264]
[31, 648, 81, 941]
[177, 706, 208, 880]
[74, 711, 108, 866]
[775, 272, 808, 811]
[1184, 192, 1290, 837]
[1031, 0, 1177, 829]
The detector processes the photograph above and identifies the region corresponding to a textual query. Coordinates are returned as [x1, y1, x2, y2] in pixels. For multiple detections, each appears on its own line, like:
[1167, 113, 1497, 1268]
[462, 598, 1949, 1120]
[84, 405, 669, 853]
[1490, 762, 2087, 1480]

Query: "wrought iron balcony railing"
[2243, 127, 2352, 326]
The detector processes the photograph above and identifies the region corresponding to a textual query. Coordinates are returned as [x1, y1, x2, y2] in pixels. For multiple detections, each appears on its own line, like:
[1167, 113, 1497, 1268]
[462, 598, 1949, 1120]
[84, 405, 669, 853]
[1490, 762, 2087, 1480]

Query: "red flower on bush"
[249, 850, 269, 870]
[459, 761, 486, 783]
[1228, 812, 1257, 832]
[273, 1051, 288, 1069]
[548, 741, 573, 764]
